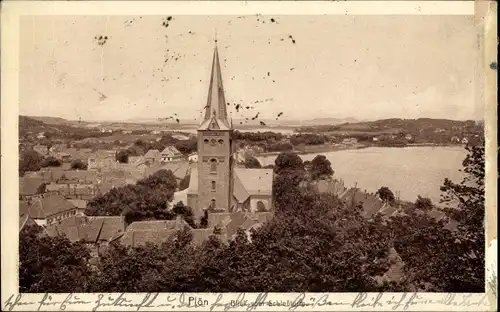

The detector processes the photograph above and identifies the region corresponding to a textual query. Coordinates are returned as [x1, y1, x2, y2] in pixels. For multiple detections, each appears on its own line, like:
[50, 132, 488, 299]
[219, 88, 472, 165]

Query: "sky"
[19, 14, 481, 122]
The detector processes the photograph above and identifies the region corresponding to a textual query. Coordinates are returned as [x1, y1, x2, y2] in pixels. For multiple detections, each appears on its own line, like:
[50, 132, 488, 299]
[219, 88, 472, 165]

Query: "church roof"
[233, 173, 250, 203]
[233, 168, 273, 196]
[198, 45, 231, 131]
[188, 168, 273, 200]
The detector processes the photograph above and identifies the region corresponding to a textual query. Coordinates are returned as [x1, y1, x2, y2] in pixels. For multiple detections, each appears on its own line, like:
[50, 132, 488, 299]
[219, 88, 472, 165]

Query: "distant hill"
[20, 115, 483, 137]
[28, 116, 77, 126]
[19, 115, 61, 135]
[295, 117, 482, 136]
[308, 117, 359, 125]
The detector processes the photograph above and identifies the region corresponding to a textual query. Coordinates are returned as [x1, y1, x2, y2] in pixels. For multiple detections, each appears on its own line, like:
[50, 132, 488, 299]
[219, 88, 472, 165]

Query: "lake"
[258, 146, 467, 205]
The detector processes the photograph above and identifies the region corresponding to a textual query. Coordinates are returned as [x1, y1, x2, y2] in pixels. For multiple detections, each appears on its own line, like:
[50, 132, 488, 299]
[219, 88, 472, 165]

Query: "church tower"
[196, 43, 234, 212]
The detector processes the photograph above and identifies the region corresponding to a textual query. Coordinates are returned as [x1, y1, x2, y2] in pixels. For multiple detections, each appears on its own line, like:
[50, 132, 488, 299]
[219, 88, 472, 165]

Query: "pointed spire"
[199, 41, 230, 130]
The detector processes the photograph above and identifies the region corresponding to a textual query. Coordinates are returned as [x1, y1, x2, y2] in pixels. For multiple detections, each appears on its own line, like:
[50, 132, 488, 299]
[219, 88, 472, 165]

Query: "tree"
[439, 144, 485, 291]
[244, 156, 262, 169]
[388, 145, 485, 292]
[86, 170, 178, 221]
[273, 151, 304, 174]
[376, 186, 395, 203]
[116, 150, 129, 163]
[138, 169, 178, 190]
[199, 210, 209, 228]
[415, 195, 433, 211]
[172, 201, 197, 228]
[175, 138, 197, 155]
[19, 149, 44, 176]
[188, 189, 392, 292]
[19, 224, 92, 292]
[440, 144, 484, 230]
[70, 159, 88, 170]
[309, 155, 334, 180]
[272, 152, 306, 212]
[41, 156, 62, 168]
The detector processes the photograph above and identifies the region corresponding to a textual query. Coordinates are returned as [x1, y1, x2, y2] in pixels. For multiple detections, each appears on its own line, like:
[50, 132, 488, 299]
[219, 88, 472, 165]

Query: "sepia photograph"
[3, 1, 495, 306]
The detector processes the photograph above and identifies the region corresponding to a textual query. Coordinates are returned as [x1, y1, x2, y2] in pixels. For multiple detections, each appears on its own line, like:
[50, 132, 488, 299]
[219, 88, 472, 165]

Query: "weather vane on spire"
[214, 28, 218, 44]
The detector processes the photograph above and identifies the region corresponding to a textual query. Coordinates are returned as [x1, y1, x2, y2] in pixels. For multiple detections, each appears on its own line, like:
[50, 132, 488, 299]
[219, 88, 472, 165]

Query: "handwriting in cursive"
[92, 293, 158, 311]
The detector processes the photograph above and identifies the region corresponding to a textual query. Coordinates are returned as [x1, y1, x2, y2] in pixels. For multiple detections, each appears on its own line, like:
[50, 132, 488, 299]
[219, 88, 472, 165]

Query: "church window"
[210, 158, 217, 172]
[204, 139, 209, 144]
[218, 139, 224, 145]
[210, 199, 216, 209]
[211, 181, 216, 191]
[210, 139, 217, 146]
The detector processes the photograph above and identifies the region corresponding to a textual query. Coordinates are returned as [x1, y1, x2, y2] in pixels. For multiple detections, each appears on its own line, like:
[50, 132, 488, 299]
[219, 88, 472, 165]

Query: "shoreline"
[256, 143, 465, 157]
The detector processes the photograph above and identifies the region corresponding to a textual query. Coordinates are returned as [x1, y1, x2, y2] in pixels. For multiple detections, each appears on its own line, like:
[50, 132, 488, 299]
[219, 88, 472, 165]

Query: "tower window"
[210, 199, 216, 209]
[210, 158, 217, 172]
[218, 139, 224, 145]
[211, 181, 216, 191]
[204, 139, 209, 144]
[210, 139, 217, 146]
[256, 200, 267, 212]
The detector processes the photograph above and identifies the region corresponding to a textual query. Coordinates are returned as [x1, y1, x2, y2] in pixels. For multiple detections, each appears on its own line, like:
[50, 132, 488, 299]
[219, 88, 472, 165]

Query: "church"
[187, 44, 274, 221]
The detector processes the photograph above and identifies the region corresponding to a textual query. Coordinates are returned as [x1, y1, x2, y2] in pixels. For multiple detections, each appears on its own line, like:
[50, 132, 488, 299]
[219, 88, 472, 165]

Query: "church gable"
[199, 118, 229, 131]
[208, 118, 220, 130]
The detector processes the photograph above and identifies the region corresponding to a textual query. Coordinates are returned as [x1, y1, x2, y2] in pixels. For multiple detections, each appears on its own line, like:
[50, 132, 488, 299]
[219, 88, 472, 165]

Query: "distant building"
[341, 137, 358, 145]
[405, 134, 413, 141]
[451, 136, 460, 143]
[462, 137, 469, 144]
[340, 188, 388, 218]
[19, 175, 46, 200]
[372, 137, 379, 142]
[19, 199, 46, 226]
[117, 216, 222, 248]
[33, 144, 49, 155]
[20, 194, 86, 226]
[87, 157, 98, 170]
[172, 134, 189, 141]
[57, 152, 71, 162]
[46, 215, 126, 257]
[144, 149, 161, 164]
[36, 132, 46, 139]
[160, 146, 183, 162]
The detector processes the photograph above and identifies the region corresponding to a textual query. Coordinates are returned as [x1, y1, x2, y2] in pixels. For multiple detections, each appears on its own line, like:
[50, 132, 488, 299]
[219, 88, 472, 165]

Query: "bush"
[116, 150, 129, 163]
[244, 156, 262, 169]
[41, 156, 62, 168]
[70, 159, 88, 170]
